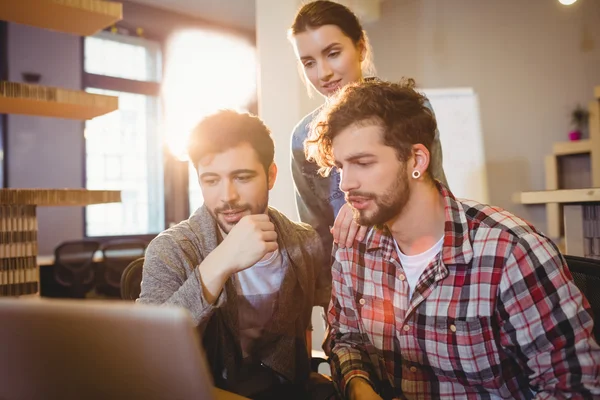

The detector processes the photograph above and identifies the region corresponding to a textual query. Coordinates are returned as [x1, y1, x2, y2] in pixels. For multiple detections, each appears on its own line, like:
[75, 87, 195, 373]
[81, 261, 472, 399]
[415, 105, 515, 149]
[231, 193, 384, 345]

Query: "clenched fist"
[217, 214, 278, 274]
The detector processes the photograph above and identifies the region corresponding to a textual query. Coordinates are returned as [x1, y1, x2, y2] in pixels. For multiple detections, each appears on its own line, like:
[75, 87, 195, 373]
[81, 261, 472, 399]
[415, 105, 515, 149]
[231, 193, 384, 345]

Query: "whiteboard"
[420, 88, 489, 204]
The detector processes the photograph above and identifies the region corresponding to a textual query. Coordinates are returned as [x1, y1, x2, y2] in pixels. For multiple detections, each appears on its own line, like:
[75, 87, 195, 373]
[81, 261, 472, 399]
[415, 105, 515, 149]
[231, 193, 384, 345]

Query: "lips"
[347, 196, 372, 210]
[220, 209, 247, 224]
[322, 79, 342, 92]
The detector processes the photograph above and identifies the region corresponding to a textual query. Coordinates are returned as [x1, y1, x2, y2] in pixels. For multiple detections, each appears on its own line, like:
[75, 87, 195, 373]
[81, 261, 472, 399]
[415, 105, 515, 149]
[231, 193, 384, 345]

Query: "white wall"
[256, 0, 324, 219]
[367, 0, 600, 231]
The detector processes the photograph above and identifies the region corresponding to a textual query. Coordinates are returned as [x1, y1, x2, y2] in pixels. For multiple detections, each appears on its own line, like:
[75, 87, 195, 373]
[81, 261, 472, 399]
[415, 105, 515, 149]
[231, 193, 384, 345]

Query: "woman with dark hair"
[288, 0, 448, 255]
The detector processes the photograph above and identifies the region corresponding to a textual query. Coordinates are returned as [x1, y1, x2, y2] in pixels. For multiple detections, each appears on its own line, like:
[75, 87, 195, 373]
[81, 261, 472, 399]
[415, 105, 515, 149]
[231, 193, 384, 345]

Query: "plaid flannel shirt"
[328, 183, 600, 399]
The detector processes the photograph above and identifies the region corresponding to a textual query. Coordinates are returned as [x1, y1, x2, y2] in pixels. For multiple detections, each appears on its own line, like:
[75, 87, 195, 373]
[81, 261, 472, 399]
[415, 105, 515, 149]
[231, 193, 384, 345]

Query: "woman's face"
[291, 24, 364, 97]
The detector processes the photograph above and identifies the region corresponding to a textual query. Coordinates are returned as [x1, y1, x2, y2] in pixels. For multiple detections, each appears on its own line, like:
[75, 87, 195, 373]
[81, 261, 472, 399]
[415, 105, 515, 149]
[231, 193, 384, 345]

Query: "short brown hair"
[188, 110, 275, 173]
[305, 79, 437, 176]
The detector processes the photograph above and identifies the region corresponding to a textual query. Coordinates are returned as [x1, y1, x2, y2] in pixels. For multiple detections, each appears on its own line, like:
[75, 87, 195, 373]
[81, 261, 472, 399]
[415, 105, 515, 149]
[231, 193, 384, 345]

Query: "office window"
[84, 32, 164, 236]
[160, 29, 256, 215]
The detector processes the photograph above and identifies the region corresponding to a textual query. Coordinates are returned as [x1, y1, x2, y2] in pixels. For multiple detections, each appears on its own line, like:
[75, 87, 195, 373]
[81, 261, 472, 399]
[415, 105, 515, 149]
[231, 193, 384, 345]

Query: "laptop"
[0, 298, 247, 400]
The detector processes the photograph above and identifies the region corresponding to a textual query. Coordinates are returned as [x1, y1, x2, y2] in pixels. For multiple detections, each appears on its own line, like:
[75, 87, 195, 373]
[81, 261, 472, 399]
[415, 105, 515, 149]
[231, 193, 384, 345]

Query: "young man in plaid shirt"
[305, 79, 600, 400]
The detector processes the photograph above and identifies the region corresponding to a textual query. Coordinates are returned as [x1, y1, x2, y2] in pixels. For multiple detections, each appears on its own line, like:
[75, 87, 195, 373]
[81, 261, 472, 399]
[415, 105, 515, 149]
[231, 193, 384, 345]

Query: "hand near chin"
[331, 203, 369, 248]
[217, 214, 278, 273]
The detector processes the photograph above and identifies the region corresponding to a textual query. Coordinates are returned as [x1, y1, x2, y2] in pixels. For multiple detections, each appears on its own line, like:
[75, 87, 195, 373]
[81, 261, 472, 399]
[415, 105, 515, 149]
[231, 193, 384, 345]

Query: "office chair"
[564, 255, 600, 344]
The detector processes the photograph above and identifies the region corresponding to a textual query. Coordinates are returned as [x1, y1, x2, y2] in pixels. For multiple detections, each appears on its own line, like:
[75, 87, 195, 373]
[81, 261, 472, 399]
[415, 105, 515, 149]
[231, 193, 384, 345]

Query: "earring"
[412, 170, 421, 179]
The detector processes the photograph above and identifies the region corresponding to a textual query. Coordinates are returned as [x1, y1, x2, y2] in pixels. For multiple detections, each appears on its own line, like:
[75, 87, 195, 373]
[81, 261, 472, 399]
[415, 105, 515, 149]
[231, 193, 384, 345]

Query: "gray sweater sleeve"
[137, 234, 225, 327]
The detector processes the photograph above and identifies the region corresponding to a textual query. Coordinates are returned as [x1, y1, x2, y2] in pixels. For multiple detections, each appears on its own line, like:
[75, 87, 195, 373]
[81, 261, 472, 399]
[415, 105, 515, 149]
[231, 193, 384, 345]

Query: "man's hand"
[217, 214, 278, 273]
[198, 214, 277, 303]
[332, 203, 368, 248]
[347, 377, 382, 400]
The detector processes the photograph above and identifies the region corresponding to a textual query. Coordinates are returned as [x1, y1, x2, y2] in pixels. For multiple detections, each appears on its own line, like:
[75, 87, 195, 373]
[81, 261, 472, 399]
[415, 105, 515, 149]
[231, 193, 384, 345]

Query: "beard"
[346, 165, 410, 227]
[209, 195, 269, 234]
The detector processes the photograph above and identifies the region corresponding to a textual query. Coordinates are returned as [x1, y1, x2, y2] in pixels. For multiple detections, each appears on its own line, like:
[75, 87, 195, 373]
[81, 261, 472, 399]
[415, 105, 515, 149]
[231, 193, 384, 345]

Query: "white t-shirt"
[394, 236, 444, 299]
[234, 250, 284, 358]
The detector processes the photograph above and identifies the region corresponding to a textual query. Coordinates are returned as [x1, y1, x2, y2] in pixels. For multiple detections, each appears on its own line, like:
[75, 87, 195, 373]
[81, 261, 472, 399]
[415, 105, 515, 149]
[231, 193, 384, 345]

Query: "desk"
[37, 249, 143, 266]
[215, 388, 249, 399]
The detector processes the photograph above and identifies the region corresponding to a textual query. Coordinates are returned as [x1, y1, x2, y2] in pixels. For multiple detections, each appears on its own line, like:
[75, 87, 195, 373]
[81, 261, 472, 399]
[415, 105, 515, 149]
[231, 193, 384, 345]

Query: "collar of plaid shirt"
[364, 181, 473, 266]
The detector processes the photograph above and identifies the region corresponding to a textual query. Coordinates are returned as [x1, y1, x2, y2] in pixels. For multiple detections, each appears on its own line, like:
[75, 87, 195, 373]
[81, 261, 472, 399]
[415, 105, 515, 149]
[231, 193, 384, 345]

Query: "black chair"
[53, 240, 101, 298]
[120, 257, 145, 300]
[564, 255, 600, 344]
[96, 239, 146, 298]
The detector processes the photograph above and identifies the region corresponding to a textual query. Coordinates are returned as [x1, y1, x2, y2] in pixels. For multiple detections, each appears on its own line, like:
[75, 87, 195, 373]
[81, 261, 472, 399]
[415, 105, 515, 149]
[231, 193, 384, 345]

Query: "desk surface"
[37, 249, 143, 266]
[37, 252, 102, 266]
[215, 388, 249, 399]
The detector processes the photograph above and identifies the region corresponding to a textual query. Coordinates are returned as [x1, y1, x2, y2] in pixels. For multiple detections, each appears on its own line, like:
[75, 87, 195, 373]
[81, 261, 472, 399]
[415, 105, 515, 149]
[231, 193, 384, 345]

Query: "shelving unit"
[515, 86, 600, 257]
[0, 189, 121, 296]
[0, 0, 122, 36]
[0, 81, 118, 119]
[0, 0, 124, 296]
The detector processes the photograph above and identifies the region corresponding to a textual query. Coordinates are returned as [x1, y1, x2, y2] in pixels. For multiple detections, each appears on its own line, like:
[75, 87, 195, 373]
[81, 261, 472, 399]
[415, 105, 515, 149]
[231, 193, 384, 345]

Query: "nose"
[339, 169, 358, 193]
[318, 60, 333, 82]
[221, 179, 240, 204]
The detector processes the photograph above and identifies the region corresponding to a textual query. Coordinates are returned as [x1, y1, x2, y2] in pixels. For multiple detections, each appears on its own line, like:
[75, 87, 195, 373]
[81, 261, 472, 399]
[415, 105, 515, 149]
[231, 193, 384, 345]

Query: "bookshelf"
[515, 86, 600, 258]
[0, 0, 124, 296]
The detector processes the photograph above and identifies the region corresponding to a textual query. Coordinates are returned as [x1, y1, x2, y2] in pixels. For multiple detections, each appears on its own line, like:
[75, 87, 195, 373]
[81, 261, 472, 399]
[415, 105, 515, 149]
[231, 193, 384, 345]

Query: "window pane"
[84, 32, 161, 82]
[85, 88, 164, 236]
[189, 161, 203, 214]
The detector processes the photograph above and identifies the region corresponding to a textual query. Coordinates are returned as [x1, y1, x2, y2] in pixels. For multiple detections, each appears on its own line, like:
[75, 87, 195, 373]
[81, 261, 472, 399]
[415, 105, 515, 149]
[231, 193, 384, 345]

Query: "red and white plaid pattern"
[328, 183, 600, 399]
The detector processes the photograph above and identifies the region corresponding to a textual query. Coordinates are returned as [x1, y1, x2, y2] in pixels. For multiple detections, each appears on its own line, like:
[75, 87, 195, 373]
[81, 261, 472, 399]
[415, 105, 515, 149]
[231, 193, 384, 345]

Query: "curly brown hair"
[305, 79, 437, 176]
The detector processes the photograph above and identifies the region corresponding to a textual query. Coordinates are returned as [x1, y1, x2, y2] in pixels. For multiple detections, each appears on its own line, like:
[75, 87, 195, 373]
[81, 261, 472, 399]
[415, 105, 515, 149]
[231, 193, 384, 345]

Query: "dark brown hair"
[290, 1, 365, 45]
[188, 110, 275, 173]
[305, 79, 437, 176]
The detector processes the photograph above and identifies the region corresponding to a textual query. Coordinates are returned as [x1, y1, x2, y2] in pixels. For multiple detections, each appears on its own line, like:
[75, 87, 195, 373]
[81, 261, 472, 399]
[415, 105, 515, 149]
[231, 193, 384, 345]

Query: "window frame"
[81, 30, 175, 243]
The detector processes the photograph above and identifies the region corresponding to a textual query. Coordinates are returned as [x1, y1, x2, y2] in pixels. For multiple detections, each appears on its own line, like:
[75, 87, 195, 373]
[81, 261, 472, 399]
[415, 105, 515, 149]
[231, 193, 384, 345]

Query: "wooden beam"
[0, 189, 120, 206]
[553, 139, 591, 156]
[84, 73, 160, 97]
[0, 0, 122, 37]
[545, 155, 561, 239]
[0, 81, 118, 120]
[590, 101, 600, 187]
[563, 205, 585, 257]
[514, 188, 600, 205]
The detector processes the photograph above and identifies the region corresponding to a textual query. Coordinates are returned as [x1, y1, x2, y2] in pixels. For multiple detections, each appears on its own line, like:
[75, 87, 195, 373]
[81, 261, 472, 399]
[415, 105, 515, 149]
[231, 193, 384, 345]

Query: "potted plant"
[569, 104, 589, 141]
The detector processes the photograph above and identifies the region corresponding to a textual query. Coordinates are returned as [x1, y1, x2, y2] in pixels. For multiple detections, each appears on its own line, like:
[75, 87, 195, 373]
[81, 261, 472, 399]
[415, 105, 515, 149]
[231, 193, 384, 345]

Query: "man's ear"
[267, 162, 278, 190]
[410, 144, 430, 177]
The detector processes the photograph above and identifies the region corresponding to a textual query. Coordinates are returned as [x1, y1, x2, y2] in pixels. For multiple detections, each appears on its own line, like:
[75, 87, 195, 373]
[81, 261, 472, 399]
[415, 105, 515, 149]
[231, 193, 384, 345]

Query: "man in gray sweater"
[138, 110, 332, 399]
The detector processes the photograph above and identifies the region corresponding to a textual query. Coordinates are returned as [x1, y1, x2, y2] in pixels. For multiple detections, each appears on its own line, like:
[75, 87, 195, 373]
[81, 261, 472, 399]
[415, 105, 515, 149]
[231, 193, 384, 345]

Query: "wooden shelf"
[514, 188, 600, 205]
[0, 189, 121, 206]
[0, 0, 122, 36]
[553, 139, 591, 156]
[0, 81, 118, 120]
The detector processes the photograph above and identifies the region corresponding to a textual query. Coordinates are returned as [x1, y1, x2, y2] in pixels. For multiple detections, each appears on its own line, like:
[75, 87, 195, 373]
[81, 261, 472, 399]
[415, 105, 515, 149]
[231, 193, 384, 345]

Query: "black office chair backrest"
[563, 255, 600, 344]
[120, 257, 145, 301]
[53, 240, 101, 298]
[101, 239, 146, 290]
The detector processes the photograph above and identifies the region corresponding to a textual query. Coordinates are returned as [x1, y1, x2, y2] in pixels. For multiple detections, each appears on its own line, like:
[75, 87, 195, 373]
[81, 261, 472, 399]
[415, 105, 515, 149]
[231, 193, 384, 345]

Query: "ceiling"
[127, 0, 256, 31]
